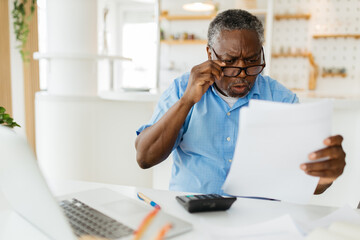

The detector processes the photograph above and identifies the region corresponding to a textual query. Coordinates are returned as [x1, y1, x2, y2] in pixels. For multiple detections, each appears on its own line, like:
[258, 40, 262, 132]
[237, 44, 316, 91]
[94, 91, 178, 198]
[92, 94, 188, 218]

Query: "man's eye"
[246, 55, 261, 63]
[246, 59, 259, 63]
[223, 59, 235, 64]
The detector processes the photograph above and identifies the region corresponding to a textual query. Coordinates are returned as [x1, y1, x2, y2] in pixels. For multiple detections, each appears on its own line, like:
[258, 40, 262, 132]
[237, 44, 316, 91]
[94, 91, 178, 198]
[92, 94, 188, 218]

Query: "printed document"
[222, 99, 333, 204]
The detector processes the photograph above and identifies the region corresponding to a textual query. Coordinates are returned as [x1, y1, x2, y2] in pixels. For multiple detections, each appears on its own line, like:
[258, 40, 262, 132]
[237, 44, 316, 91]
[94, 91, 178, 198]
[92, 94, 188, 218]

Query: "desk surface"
[0, 180, 340, 239]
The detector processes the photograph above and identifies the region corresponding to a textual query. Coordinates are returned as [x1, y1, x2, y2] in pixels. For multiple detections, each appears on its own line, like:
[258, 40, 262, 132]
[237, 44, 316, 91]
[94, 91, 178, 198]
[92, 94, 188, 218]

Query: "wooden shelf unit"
[272, 53, 311, 58]
[161, 39, 208, 45]
[160, 14, 216, 21]
[322, 73, 347, 78]
[274, 13, 311, 20]
[313, 34, 360, 39]
[271, 52, 318, 90]
[160, 8, 267, 20]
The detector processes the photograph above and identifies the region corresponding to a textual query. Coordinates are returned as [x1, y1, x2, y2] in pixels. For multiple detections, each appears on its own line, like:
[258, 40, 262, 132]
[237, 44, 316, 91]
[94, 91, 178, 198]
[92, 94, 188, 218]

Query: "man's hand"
[300, 135, 346, 194]
[182, 60, 225, 105]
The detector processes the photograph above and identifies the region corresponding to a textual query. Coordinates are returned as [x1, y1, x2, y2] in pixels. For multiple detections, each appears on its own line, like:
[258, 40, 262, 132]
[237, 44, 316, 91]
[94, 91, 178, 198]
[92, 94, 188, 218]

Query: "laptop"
[0, 126, 192, 240]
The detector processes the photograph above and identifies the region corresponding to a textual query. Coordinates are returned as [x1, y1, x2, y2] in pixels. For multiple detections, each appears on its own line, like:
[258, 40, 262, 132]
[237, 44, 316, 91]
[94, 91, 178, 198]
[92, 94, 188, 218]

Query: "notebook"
[0, 126, 192, 240]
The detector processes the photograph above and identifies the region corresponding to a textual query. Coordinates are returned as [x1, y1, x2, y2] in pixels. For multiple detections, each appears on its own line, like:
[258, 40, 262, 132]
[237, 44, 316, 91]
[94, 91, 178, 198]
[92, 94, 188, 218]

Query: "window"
[114, 8, 158, 90]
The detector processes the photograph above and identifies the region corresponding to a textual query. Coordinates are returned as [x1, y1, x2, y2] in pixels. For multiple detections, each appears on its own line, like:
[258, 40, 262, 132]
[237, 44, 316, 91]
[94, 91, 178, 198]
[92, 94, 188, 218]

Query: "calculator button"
[186, 195, 198, 200]
[210, 194, 222, 198]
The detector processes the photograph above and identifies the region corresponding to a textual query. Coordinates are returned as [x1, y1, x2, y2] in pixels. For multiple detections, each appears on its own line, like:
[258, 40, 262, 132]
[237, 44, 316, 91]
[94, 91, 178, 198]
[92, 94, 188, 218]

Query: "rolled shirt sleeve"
[136, 73, 192, 151]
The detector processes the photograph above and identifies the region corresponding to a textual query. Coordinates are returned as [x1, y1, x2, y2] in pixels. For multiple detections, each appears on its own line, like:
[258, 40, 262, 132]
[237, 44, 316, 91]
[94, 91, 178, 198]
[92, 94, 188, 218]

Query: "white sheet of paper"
[222, 100, 333, 204]
[304, 207, 360, 240]
[199, 214, 304, 240]
[298, 205, 360, 234]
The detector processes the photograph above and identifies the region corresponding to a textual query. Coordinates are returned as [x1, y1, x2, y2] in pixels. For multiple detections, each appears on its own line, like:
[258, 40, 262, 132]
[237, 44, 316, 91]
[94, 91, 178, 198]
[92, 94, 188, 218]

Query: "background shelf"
[272, 53, 311, 58]
[322, 73, 347, 78]
[274, 13, 311, 20]
[160, 14, 216, 21]
[159, 9, 267, 21]
[313, 34, 360, 39]
[160, 39, 207, 45]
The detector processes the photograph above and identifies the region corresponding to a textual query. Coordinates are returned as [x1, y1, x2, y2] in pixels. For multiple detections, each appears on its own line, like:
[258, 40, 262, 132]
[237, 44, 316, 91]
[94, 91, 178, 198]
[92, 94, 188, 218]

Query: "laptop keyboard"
[60, 198, 134, 239]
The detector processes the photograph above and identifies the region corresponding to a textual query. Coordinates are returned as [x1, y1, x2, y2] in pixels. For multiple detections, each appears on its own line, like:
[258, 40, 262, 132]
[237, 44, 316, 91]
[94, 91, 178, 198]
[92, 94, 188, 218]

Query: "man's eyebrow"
[223, 51, 260, 60]
[219, 53, 237, 59]
[243, 52, 260, 60]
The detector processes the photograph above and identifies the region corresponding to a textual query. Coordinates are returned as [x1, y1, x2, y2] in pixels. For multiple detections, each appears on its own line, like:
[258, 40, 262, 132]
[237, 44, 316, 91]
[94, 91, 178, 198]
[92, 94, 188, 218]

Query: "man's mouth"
[223, 79, 252, 98]
[231, 84, 248, 92]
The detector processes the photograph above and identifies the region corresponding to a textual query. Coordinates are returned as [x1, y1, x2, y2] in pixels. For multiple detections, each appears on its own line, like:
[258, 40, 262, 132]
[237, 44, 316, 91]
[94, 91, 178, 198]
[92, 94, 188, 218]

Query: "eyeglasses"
[211, 47, 266, 77]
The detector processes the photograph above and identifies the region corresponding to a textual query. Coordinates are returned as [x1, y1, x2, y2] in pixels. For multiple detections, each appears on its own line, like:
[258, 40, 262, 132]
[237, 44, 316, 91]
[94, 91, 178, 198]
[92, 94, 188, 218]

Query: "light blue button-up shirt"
[137, 73, 298, 194]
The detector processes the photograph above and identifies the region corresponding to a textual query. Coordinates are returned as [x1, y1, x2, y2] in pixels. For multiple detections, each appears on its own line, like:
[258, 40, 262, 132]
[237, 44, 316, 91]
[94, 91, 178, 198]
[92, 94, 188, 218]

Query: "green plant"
[12, 0, 36, 62]
[0, 107, 20, 128]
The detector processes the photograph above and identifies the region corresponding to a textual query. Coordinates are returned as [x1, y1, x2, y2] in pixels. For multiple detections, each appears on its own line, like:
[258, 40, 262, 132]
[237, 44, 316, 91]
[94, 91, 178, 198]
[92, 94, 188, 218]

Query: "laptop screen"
[0, 126, 76, 240]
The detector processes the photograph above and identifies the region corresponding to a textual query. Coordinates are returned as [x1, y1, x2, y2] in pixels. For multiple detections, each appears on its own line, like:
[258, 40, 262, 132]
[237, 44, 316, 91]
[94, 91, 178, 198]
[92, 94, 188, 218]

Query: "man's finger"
[197, 74, 216, 86]
[323, 135, 343, 146]
[308, 146, 345, 160]
[210, 66, 223, 81]
[210, 60, 226, 79]
[197, 61, 223, 80]
[204, 60, 225, 73]
[211, 59, 226, 66]
[300, 159, 338, 172]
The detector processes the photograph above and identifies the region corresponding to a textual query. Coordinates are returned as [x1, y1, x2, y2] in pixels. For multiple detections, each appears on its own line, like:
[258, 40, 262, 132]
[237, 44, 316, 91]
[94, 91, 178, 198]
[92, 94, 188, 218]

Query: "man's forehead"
[214, 29, 261, 56]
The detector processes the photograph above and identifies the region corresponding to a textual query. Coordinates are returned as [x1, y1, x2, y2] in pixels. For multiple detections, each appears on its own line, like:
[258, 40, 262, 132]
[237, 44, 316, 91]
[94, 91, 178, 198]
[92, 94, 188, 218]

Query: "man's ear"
[206, 45, 212, 60]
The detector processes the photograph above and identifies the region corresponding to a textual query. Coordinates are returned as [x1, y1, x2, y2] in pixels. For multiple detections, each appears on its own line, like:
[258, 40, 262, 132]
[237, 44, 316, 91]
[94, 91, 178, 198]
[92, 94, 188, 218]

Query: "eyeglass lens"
[222, 65, 264, 77]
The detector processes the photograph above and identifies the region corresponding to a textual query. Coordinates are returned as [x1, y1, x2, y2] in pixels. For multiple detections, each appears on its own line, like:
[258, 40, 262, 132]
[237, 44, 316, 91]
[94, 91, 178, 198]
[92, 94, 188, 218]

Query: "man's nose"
[237, 60, 247, 78]
[237, 68, 247, 78]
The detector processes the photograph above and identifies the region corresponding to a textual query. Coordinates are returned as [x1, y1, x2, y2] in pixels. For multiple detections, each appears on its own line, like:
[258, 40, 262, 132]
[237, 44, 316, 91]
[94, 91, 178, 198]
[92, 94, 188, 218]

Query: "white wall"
[34, 0, 161, 190]
[35, 93, 155, 187]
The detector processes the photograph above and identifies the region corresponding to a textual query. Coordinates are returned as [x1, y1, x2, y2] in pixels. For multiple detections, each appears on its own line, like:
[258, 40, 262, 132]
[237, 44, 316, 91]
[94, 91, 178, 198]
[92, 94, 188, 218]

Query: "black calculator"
[176, 194, 237, 213]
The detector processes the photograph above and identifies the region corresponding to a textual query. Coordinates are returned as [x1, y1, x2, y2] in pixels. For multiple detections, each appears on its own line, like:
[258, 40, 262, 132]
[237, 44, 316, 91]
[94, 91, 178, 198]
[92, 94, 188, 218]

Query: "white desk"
[0, 180, 341, 239]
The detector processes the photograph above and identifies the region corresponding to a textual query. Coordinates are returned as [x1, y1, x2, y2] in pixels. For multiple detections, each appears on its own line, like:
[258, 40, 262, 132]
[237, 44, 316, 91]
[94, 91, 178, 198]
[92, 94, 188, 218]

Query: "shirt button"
[227, 112, 230, 116]
[229, 159, 232, 162]
[226, 137, 231, 141]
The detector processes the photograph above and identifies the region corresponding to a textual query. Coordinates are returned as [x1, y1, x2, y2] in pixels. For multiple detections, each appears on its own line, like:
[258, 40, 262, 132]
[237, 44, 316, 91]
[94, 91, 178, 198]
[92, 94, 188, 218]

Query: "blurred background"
[1, 0, 360, 208]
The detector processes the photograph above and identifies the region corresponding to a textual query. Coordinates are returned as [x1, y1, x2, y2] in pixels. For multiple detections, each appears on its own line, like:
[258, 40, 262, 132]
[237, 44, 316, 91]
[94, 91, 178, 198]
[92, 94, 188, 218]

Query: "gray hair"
[207, 9, 264, 47]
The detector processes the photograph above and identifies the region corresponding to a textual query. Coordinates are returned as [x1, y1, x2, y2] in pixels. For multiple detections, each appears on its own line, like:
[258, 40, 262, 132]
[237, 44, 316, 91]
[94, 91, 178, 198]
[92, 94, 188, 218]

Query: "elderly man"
[135, 9, 346, 195]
